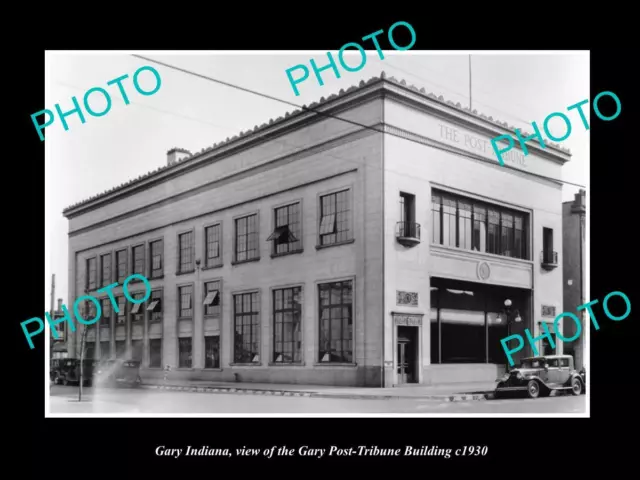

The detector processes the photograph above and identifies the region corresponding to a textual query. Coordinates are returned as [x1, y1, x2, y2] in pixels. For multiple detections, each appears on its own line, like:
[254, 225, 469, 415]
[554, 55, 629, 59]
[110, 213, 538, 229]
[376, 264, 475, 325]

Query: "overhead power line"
[126, 54, 585, 189]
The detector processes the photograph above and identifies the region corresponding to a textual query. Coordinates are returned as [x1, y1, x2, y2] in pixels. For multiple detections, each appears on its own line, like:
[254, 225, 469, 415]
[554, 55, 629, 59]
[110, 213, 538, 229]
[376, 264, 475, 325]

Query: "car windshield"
[520, 359, 544, 368]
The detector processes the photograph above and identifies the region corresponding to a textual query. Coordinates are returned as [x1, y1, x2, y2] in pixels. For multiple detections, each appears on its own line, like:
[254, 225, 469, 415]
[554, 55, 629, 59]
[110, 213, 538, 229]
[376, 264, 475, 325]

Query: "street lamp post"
[497, 298, 522, 371]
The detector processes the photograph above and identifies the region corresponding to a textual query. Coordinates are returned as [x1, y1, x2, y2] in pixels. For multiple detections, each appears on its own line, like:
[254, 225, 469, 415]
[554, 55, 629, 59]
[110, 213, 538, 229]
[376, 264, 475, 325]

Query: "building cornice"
[63, 72, 571, 218]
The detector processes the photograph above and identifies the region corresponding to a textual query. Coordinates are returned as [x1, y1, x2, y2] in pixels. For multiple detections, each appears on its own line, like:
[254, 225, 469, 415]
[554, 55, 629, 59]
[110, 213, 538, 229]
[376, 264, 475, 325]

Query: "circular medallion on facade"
[477, 262, 491, 281]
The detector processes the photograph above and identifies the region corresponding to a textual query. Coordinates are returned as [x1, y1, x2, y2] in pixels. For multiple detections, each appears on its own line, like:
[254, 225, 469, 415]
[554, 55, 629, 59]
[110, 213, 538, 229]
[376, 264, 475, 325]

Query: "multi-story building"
[62, 72, 570, 387]
[51, 299, 68, 359]
[562, 189, 586, 370]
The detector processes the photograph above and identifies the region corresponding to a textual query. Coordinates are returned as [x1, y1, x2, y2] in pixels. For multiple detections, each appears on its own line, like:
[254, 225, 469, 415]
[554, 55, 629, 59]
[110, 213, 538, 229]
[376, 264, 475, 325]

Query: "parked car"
[113, 360, 142, 387]
[579, 366, 586, 393]
[495, 354, 584, 399]
[53, 358, 94, 386]
[50, 358, 63, 384]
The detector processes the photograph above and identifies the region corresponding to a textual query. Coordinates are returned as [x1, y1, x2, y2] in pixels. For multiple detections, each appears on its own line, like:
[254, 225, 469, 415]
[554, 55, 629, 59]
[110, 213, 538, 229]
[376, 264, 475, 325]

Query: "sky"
[44, 51, 589, 310]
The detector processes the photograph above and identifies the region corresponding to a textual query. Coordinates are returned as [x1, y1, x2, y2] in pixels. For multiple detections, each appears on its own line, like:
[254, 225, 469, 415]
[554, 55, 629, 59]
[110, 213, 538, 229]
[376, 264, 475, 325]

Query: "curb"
[138, 384, 493, 402]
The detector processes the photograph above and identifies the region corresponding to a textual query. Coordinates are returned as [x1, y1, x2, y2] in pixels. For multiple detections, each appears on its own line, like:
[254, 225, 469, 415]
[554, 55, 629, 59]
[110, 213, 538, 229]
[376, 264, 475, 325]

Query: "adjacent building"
[562, 189, 586, 370]
[51, 298, 68, 359]
[62, 72, 570, 387]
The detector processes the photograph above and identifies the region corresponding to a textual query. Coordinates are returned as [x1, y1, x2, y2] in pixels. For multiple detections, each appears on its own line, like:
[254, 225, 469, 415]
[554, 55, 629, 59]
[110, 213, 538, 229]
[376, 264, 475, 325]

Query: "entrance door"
[397, 326, 418, 384]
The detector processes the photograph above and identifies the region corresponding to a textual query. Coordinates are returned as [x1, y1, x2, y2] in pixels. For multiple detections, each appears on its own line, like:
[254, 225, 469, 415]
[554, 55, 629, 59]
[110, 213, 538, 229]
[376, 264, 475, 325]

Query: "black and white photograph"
[42, 49, 592, 417]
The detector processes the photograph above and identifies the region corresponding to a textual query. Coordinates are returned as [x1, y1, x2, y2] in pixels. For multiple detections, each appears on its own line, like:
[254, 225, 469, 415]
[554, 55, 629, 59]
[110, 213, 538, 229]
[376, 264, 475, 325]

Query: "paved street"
[49, 386, 586, 414]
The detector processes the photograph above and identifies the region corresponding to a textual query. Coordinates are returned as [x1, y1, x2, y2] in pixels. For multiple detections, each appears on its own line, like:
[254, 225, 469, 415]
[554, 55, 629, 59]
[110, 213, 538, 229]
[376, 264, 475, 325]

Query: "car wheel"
[526, 380, 541, 399]
[571, 377, 583, 396]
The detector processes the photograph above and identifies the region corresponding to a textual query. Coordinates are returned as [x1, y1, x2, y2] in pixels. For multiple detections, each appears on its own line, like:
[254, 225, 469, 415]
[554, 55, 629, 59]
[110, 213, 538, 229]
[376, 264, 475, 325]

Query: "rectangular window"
[442, 196, 457, 247]
[268, 203, 302, 255]
[100, 298, 112, 326]
[472, 204, 487, 252]
[178, 337, 192, 368]
[100, 341, 110, 360]
[430, 288, 440, 364]
[116, 249, 127, 283]
[487, 209, 500, 255]
[131, 293, 144, 323]
[116, 296, 126, 324]
[233, 292, 260, 363]
[178, 285, 193, 318]
[319, 190, 350, 246]
[131, 340, 143, 362]
[318, 280, 353, 363]
[150, 240, 163, 278]
[147, 290, 163, 323]
[399, 192, 417, 237]
[205, 224, 222, 267]
[204, 335, 220, 369]
[115, 341, 126, 359]
[86, 342, 95, 360]
[540, 322, 556, 355]
[100, 253, 111, 287]
[235, 215, 259, 262]
[458, 200, 473, 250]
[86, 257, 97, 290]
[178, 231, 194, 273]
[203, 280, 221, 317]
[543, 227, 554, 263]
[149, 339, 162, 368]
[431, 194, 441, 244]
[83, 300, 98, 323]
[132, 245, 145, 276]
[273, 287, 302, 363]
[432, 189, 529, 260]
[501, 213, 514, 257]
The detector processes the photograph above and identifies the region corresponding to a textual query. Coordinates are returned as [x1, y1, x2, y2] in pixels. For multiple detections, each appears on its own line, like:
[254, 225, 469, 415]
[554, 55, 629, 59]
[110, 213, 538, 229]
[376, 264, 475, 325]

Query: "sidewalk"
[139, 379, 497, 402]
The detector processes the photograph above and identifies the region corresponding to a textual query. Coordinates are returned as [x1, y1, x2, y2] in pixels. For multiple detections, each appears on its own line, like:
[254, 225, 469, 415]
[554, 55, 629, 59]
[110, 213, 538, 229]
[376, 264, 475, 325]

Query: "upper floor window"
[235, 214, 259, 262]
[149, 239, 163, 278]
[203, 280, 221, 317]
[100, 298, 112, 326]
[100, 253, 111, 287]
[115, 249, 127, 283]
[178, 231, 194, 273]
[132, 245, 145, 276]
[116, 296, 126, 324]
[431, 190, 529, 260]
[130, 293, 145, 323]
[268, 202, 301, 255]
[86, 257, 97, 291]
[147, 289, 163, 323]
[205, 224, 222, 267]
[319, 190, 351, 246]
[178, 285, 193, 319]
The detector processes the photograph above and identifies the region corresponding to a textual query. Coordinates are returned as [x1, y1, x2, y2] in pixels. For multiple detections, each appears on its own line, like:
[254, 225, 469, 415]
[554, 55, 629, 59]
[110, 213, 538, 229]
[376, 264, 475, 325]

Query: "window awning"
[131, 302, 142, 314]
[319, 214, 336, 235]
[146, 300, 161, 312]
[203, 290, 220, 306]
[266, 225, 298, 244]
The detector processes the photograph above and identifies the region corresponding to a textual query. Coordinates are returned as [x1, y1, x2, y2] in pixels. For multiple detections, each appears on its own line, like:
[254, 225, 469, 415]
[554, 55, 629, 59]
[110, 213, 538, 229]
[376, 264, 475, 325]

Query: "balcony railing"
[396, 222, 421, 247]
[541, 250, 558, 270]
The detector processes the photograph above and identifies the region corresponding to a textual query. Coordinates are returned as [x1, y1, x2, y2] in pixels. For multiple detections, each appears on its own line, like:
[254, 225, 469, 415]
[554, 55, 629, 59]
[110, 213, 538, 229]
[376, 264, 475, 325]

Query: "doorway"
[397, 326, 418, 384]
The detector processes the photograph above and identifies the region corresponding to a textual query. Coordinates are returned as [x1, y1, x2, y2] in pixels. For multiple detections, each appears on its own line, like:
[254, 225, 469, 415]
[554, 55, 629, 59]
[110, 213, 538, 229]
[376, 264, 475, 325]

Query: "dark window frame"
[430, 188, 530, 261]
[203, 222, 223, 268]
[178, 336, 193, 369]
[148, 237, 164, 279]
[232, 290, 261, 364]
[115, 295, 127, 325]
[204, 335, 221, 369]
[85, 256, 97, 291]
[176, 229, 195, 275]
[317, 188, 352, 247]
[203, 279, 222, 318]
[317, 279, 354, 364]
[115, 248, 128, 283]
[147, 288, 163, 324]
[100, 297, 112, 327]
[131, 243, 146, 279]
[272, 285, 303, 364]
[177, 283, 194, 320]
[233, 212, 260, 264]
[148, 338, 162, 368]
[130, 291, 146, 324]
[269, 201, 303, 256]
[99, 252, 112, 288]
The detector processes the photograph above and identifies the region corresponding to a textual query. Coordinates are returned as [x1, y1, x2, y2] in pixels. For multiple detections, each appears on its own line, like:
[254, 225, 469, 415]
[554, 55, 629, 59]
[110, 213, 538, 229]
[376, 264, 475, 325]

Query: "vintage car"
[113, 360, 142, 387]
[495, 354, 584, 399]
[52, 358, 94, 386]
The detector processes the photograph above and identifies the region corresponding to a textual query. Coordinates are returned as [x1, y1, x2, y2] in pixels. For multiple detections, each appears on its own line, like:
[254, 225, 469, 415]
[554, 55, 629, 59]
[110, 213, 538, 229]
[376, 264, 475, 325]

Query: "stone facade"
[63, 73, 570, 387]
